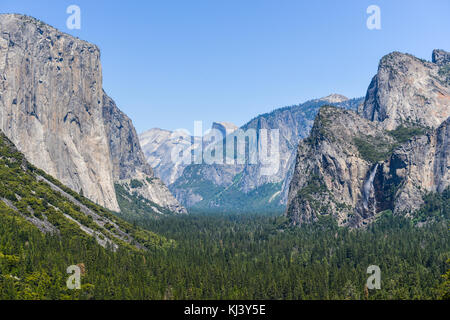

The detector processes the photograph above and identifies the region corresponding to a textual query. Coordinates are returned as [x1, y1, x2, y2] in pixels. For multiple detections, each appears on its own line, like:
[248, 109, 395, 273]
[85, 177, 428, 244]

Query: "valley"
[0, 11, 448, 302]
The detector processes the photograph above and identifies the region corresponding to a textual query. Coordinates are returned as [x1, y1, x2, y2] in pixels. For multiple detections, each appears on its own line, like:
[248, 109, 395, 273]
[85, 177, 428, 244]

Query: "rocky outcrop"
[377, 117, 449, 215]
[286, 107, 449, 227]
[287, 50, 449, 227]
[286, 107, 397, 227]
[102, 92, 153, 181]
[362, 51, 449, 130]
[320, 94, 349, 103]
[432, 49, 450, 66]
[0, 14, 185, 214]
[103, 93, 186, 213]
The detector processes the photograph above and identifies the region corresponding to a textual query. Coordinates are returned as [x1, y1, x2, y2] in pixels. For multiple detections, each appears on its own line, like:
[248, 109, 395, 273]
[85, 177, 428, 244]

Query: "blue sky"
[1, 0, 449, 133]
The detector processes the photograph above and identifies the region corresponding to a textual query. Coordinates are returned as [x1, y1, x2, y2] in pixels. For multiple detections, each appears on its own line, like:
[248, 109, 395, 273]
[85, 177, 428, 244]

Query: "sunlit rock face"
[287, 50, 449, 227]
[378, 117, 449, 215]
[141, 95, 363, 213]
[0, 14, 185, 214]
[362, 51, 450, 130]
[286, 107, 394, 227]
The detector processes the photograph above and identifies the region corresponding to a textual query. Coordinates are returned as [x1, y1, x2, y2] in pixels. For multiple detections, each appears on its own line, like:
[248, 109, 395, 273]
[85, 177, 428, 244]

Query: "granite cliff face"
[0, 14, 185, 214]
[377, 117, 449, 215]
[143, 95, 363, 212]
[287, 108, 449, 227]
[361, 51, 450, 130]
[102, 92, 186, 213]
[286, 107, 397, 227]
[287, 50, 449, 227]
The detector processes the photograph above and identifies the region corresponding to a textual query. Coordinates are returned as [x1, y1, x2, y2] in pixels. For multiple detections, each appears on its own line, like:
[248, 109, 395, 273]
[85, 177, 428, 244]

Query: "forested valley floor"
[1, 207, 449, 299]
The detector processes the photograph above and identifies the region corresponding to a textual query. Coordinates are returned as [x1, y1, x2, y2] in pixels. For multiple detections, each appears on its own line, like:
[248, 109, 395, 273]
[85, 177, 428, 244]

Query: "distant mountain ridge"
[140, 121, 239, 186]
[141, 94, 364, 213]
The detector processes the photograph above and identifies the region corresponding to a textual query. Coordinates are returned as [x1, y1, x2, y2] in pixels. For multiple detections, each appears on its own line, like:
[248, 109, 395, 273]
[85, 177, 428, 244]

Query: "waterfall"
[363, 164, 379, 210]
